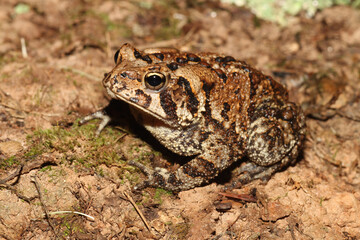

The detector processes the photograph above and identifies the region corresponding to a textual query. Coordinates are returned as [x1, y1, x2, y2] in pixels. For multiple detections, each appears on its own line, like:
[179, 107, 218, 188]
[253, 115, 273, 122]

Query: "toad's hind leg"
[228, 139, 303, 189]
[233, 101, 305, 187]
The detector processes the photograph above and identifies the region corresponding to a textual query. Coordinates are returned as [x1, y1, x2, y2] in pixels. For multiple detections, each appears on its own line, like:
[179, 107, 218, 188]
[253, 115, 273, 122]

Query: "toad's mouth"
[106, 88, 179, 128]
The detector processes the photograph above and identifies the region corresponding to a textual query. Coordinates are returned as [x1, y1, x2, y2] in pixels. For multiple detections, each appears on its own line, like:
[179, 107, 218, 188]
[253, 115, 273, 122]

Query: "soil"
[1, 1, 360, 239]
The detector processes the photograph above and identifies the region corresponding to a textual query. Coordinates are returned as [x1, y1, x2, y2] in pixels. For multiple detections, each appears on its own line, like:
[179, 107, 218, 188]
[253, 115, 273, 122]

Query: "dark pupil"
[114, 50, 120, 64]
[146, 75, 163, 87]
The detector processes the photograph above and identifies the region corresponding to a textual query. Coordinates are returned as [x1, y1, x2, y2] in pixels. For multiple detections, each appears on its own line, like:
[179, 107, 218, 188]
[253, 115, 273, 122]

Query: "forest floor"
[0, 1, 360, 239]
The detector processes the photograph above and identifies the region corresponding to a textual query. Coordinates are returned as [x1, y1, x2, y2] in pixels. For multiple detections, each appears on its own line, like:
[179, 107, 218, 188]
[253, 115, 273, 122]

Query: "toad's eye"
[114, 49, 120, 64]
[144, 73, 166, 91]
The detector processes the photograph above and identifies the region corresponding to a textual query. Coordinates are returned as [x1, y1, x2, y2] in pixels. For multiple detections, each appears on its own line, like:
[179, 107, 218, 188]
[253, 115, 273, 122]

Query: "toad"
[81, 43, 305, 191]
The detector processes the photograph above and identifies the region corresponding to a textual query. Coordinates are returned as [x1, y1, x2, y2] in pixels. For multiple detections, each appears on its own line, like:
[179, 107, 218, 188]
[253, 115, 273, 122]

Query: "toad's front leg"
[129, 156, 219, 192]
[130, 140, 238, 192]
[79, 109, 111, 136]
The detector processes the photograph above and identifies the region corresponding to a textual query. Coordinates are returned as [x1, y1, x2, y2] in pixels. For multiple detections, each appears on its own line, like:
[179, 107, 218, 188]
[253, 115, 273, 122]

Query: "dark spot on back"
[187, 53, 201, 62]
[224, 56, 235, 62]
[134, 50, 141, 59]
[142, 55, 152, 64]
[176, 57, 188, 64]
[198, 61, 211, 68]
[215, 57, 224, 62]
[167, 62, 179, 71]
[154, 53, 164, 60]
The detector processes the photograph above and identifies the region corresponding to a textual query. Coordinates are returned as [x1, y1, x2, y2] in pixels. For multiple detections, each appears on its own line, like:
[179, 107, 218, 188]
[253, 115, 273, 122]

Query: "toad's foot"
[79, 110, 111, 136]
[128, 160, 167, 190]
[224, 162, 277, 190]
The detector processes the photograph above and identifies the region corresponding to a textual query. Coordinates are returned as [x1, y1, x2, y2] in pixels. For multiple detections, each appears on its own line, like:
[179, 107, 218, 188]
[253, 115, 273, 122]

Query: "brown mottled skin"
[82, 43, 306, 192]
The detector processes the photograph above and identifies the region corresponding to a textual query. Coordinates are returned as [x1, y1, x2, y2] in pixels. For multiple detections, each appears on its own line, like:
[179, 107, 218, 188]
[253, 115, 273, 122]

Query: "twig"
[123, 191, 153, 234]
[21, 38, 28, 58]
[0, 165, 23, 184]
[110, 225, 126, 239]
[336, 110, 360, 122]
[113, 132, 128, 144]
[105, 31, 112, 58]
[0, 159, 57, 203]
[31, 175, 58, 238]
[0, 100, 61, 118]
[22, 157, 57, 174]
[47, 211, 95, 221]
[60, 66, 100, 82]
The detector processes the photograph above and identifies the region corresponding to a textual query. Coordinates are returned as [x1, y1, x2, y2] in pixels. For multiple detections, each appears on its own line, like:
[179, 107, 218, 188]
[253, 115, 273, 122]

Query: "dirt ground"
[0, 0, 360, 239]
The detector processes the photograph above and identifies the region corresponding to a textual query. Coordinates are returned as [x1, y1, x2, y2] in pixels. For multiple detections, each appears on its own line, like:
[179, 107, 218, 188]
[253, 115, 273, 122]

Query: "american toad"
[81, 43, 306, 191]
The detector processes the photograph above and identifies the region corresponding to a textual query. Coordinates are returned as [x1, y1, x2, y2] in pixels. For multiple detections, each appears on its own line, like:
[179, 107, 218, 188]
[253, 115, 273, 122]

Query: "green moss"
[154, 188, 172, 204]
[123, 167, 140, 184]
[24, 120, 127, 170]
[20, 116, 164, 188]
[97, 167, 105, 177]
[0, 156, 19, 168]
[60, 217, 83, 237]
[40, 165, 52, 172]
